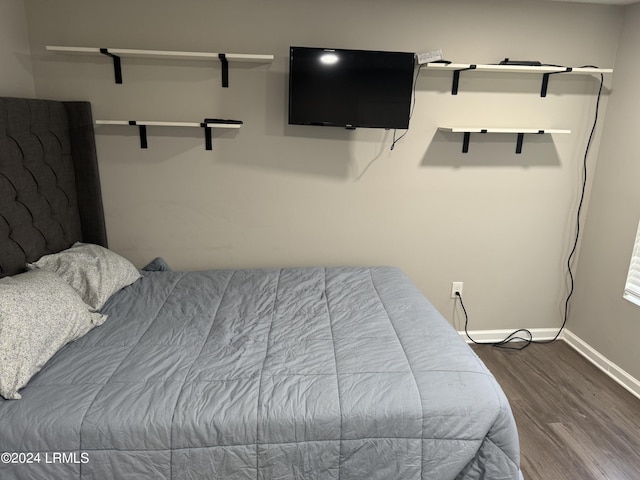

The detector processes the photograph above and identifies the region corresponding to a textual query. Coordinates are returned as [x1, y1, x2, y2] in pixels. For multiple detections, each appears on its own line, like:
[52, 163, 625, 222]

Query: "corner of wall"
[0, 0, 36, 97]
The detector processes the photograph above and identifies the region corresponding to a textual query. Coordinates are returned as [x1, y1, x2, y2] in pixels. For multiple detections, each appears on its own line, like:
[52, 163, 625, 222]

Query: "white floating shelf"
[96, 120, 242, 129]
[46, 45, 274, 86]
[47, 46, 274, 62]
[438, 127, 571, 154]
[96, 119, 243, 150]
[424, 63, 612, 75]
[424, 62, 613, 96]
[440, 127, 571, 134]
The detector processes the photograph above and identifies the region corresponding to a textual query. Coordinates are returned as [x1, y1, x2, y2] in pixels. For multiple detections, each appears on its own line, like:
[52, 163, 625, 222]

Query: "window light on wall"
[624, 220, 640, 306]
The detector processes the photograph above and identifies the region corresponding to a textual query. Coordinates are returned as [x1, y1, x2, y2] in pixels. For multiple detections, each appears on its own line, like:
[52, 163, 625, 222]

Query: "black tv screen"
[288, 47, 415, 130]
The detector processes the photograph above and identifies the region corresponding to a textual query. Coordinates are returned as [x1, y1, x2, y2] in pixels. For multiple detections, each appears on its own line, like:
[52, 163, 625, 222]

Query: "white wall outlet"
[451, 281, 464, 298]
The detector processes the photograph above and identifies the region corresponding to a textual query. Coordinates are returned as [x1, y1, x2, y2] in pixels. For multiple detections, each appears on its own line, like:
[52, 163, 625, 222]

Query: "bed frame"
[0, 96, 524, 480]
[0, 97, 107, 278]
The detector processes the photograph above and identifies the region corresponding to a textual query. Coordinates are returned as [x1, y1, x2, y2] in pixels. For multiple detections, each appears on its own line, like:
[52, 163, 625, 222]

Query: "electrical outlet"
[451, 282, 464, 298]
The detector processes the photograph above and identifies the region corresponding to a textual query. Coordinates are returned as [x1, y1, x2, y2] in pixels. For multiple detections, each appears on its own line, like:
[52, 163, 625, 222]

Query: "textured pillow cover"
[28, 243, 140, 311]
[0, 269, 107, 400]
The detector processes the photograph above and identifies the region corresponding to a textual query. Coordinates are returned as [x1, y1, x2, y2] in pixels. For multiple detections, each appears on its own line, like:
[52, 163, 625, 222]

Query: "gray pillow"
[28, 243, 141, 311]
[0, 269, 107, 400]
[142, 257, 172, 272]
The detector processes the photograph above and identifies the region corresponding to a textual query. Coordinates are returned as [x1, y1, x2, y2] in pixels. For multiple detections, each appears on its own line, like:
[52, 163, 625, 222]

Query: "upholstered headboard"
[0, 97, 107, 278]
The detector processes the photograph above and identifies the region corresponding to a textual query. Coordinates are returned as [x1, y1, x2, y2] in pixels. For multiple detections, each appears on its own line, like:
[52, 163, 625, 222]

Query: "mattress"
[0, 266, 521, 479]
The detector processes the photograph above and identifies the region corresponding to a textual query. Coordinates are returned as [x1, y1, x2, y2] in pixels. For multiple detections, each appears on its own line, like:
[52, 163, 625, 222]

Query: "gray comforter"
[0, 266, 521, 479]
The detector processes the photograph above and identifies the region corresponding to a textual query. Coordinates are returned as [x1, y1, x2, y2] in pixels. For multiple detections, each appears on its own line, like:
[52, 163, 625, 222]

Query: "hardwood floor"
[471, 341, 640, 480]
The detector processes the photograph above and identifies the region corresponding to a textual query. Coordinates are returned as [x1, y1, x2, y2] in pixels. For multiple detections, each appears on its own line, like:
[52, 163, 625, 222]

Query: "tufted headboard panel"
[0, 97, 107, 278]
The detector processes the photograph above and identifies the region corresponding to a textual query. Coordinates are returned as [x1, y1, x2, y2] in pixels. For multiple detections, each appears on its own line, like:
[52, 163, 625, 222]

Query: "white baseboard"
[563, 329, 640, 401]
[458, 328, 560, 344]
[459, 327, 640, 401]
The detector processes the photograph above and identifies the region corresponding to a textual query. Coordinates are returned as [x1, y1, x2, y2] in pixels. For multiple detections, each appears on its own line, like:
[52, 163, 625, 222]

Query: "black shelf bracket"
[129, 122, 214, 150]
[451, 65, 477, 95]
[201, 123, 213, 150]
[100, 48, 123, 84]
[461, 129, 487, 153]
[462, 131, 471, 153]
[516, 133, 525, 154]
[128, 121, 147, 148]
[541, 67, 572, 97]
[110, 121, 241, 151]
[514, 130, 545, 153]
[459, 130, 546, 154]
[218, 53, 229, 88]
[98, 49, 232, 88]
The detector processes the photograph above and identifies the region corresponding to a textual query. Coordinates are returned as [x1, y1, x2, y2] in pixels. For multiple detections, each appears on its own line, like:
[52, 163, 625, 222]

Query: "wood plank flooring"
[471, 341, 640, 480]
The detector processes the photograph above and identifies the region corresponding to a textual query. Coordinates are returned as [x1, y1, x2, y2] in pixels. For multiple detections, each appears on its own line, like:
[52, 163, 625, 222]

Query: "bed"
[0, 97, 522, 480]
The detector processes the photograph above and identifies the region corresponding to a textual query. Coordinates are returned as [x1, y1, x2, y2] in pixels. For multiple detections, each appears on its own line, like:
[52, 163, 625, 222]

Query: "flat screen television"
[288, 46, 415, 130]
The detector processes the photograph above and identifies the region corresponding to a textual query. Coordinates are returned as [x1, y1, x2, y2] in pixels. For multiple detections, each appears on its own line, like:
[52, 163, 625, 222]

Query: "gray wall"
[0, 0, 35, 96]
[23, 0, 622, 333]
[570, 2, 640, 381]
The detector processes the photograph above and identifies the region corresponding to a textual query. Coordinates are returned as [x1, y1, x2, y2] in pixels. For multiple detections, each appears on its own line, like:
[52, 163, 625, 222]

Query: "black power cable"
[390, 63, 424, 150]
[457, 291, 533, 350]
[457, 71, 605, 350]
